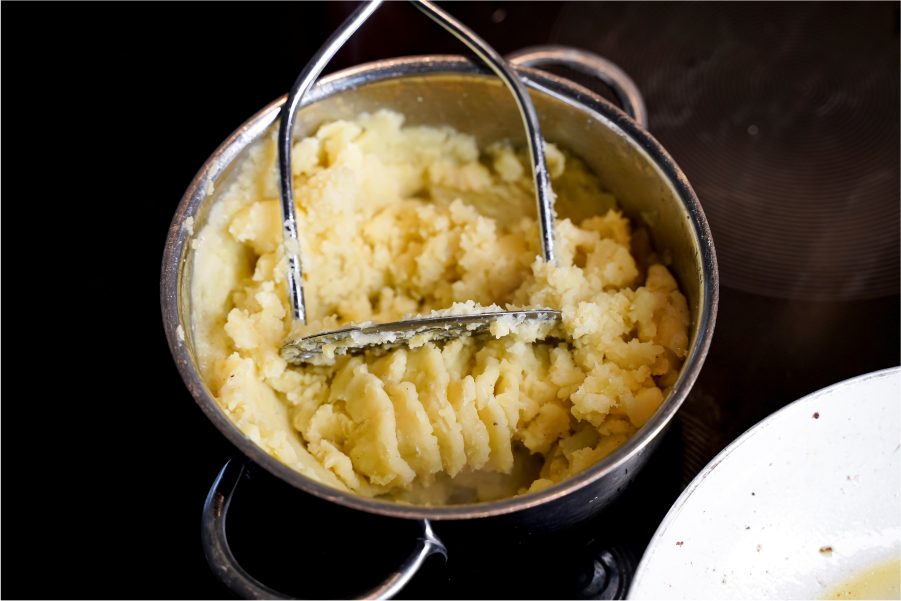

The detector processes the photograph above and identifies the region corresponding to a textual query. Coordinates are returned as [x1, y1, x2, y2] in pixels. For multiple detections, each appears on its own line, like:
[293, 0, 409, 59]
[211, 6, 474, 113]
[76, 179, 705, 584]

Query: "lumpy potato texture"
[191, 110, 689, 504]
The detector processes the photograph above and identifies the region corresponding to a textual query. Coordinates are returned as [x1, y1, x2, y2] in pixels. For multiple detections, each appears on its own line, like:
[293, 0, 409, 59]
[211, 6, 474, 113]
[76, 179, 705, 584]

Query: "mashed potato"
[190, 109, 689, 504]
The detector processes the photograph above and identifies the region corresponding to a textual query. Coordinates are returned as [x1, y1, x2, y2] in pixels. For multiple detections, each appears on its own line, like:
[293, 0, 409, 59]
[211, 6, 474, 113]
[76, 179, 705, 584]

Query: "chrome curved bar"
[201, 459, 447, 600]
[411, 1, 557, 266]
[506, 45, 648, 129]
[277, 0, 558, 325]
[278, 1, 384, 324]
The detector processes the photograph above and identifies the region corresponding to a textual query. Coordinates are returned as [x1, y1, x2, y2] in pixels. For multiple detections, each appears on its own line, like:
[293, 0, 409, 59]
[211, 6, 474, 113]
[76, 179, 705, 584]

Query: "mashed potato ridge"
[190, 109, 689, 504]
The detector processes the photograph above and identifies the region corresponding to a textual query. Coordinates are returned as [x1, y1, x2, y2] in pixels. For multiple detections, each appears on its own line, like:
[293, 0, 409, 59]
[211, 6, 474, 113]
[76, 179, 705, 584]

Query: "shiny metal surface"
[277, 1, 383, 325]
[506, 45, 648, 129]
[281, 310, 562, 364]
[411, 2, 557, 267]
[202, 459, 446, 600]
[278, 0, 560, 361]
[161, 52, 717, 526]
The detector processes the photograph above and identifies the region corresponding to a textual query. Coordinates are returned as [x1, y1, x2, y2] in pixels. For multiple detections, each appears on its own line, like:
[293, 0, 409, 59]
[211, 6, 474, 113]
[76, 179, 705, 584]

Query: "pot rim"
[160, 54, 719, 520]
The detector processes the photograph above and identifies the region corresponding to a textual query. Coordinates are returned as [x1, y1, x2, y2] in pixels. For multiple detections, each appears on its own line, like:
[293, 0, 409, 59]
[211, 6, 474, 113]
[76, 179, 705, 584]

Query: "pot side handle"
[506, 45, 648, 129]
[201, 459, 447, 600]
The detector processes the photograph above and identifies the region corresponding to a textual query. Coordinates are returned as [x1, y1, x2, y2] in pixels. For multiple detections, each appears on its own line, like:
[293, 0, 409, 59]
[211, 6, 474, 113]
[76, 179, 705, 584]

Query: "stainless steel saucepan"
[160, 46, 718, 599]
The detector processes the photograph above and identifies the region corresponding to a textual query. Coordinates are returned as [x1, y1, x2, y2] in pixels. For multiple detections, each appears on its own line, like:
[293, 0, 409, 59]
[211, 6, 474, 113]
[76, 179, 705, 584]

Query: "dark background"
[6, 2, 899, 599]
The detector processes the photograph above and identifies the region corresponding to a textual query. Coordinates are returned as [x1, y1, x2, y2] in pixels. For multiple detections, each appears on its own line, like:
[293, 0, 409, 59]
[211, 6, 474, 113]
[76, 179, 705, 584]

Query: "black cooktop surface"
[13, 2, 898, 599]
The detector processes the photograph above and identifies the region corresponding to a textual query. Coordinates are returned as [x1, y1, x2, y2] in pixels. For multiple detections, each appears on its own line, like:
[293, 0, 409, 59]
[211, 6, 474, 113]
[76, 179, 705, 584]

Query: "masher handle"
[277, 1, 383, 324]
[278, 0, 558, 325]
[411, 1, 557, 266]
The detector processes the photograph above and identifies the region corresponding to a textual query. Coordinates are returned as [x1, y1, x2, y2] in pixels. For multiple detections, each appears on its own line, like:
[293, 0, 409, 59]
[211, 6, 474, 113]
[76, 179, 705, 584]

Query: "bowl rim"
[627, 366, 901, 601]
[160, 54, 719, 520]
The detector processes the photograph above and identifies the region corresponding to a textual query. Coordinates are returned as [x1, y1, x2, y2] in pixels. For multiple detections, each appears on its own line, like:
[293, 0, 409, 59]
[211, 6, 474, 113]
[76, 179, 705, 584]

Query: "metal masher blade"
[281, 309, 563, 364]
[277, 0, 560, 365]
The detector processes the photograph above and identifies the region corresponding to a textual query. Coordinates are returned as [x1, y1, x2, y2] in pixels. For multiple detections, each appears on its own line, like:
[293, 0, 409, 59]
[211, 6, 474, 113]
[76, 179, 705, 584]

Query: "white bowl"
[629, 367, 900, 599]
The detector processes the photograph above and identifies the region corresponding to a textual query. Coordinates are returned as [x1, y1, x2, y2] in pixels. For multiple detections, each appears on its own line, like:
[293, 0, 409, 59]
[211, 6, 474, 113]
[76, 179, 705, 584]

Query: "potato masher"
[278, 0, 561, 364]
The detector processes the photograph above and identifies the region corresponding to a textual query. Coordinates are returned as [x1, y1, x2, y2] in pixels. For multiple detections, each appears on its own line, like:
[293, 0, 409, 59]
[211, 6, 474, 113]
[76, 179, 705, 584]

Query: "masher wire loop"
[277, 0, 557, 325]
[278, 0, 384, 325]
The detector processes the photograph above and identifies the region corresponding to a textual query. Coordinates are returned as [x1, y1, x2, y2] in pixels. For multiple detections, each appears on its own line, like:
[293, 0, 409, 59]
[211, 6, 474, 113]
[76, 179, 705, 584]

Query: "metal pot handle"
[201, 459, 447, 600]
[506, 45, 648, 129]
